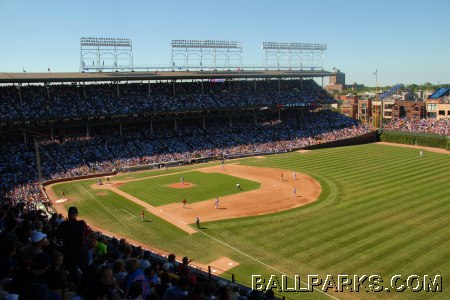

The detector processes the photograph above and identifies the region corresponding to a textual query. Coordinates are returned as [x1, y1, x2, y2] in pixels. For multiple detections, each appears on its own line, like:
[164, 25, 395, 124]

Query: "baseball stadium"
[0, 38, 449, 300]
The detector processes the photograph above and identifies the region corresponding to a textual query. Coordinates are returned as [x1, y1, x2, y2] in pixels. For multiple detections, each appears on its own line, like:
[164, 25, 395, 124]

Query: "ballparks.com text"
[252, 274, 442, 293]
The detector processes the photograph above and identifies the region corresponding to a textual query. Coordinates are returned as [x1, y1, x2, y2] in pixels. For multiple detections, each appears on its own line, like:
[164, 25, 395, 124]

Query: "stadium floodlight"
[81, 37, 132, 47]
[171, 39, 242, 49]
[262, 41, 327, 70]
[80, 37, 133, 72]
[262, 41, 327, 51]
[171, 39, 243, 71]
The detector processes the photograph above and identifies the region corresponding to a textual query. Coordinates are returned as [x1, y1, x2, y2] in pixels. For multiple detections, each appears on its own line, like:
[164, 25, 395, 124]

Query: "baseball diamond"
[44, 143, 450, 299]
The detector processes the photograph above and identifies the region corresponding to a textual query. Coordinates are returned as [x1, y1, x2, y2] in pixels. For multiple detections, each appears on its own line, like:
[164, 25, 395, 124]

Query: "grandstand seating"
[0, 79, 334, 122]
[379, 84, 404, 100]
[428, 87, 450, 99]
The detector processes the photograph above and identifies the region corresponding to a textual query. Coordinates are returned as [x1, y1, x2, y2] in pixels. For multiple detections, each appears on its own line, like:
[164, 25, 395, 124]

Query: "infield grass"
[118, 171, 260, 206]
[50, 144, 450, 299]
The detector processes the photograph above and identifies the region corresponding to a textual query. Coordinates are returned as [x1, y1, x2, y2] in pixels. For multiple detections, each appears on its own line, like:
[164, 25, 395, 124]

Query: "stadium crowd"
[1, 109, 374, 207]
[0, 202, 273, 299]
[383, 118, 450, 136]
[0, 79, 333, 122]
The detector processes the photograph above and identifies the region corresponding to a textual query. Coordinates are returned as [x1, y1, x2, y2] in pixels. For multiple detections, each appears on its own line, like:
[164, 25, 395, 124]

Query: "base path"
[158, 164, 321, 224]
[46, 163, 320, 275]
[50, 164, 321, 234]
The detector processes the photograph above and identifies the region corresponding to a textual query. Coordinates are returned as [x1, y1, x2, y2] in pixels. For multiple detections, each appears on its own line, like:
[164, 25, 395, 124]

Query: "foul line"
[76, 183, 132, 230]
[39, 145, 132, 231]
[143, 200, 339, 300]
[188, 224, 340, 300]
[48, 160, 335, 298]
[115, 209, 136, 219]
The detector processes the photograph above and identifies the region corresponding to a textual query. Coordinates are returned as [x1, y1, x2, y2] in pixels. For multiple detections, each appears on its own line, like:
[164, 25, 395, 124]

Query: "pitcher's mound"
[168, 182, 195, 189]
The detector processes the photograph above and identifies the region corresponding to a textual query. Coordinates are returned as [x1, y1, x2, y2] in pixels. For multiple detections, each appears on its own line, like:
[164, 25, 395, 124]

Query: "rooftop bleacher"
[428, 87, 450, 99]
[379, 84, 404, 100]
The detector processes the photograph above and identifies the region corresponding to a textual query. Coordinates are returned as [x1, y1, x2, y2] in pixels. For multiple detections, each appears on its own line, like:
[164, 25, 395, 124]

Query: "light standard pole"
[373, 69, 380, 129]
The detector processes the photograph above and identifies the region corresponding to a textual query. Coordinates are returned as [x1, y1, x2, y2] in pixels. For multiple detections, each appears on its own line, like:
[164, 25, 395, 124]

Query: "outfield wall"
[379, 130, 450, 150]
[41, 132, 378, 189]
[302, 131, 377, 150]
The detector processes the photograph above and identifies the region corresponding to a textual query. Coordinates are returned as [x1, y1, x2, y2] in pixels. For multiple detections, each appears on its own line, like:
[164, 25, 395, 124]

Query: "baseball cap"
[161, 263, 170, 271]
[140, 259, 151, 270]
[31, 231, 47, 243]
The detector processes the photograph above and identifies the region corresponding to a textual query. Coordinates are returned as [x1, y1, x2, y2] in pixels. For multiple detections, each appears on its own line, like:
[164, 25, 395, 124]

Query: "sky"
[1, 0, 449, 86]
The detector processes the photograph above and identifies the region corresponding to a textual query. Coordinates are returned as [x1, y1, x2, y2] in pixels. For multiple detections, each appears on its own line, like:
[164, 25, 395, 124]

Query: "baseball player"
[281, 172, 284, 182]
[292, 186, 297, 197]
[196, 217, 200, 228]
[292, 171, 296, 181]
[182, 198, 187, 208]
[141, 209, 145, 221]
[180, 176, 184, 184]
[215, 196, 219, 209]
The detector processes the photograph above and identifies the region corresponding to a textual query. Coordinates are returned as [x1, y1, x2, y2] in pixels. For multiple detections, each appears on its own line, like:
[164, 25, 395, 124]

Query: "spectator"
[57, 206, 90, 274]
[162, 276, 190, 300]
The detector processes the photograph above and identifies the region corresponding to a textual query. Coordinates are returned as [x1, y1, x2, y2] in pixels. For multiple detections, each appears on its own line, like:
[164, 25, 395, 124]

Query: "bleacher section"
[379, 84, 403, 100]
[428, 87, 450, 99]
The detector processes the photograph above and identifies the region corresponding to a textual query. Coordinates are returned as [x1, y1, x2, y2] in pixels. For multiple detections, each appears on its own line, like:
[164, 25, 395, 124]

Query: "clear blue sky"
[1, 0, 449, 86]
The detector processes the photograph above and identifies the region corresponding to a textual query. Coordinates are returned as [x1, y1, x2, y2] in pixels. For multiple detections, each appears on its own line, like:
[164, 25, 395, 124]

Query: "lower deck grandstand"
[1, 108, 373, 207]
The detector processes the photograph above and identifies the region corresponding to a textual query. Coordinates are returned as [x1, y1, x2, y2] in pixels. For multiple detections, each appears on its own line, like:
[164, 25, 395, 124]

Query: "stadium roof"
[0, 70, 333, 84]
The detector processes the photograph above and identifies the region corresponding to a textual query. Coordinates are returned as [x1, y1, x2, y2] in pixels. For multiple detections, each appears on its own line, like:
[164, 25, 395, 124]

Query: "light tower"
[80, 37, 133, 72]
[171, 40, 242, 71]
[262, 42, 327, 70]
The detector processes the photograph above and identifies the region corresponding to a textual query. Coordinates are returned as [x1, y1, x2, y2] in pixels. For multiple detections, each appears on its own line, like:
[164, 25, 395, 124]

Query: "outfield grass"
[118, 171, 260, 206]
[50, 144, 450, 299]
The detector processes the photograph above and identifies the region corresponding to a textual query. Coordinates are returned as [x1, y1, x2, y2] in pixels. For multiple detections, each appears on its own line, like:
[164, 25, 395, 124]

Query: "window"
[427, 103, 437, 110]
[414, 106, 420, 111]
[439, 110, 445, 116]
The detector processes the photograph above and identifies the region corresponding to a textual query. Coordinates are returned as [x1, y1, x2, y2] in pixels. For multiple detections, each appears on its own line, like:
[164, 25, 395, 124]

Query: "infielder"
[215, 196, 219, 209]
